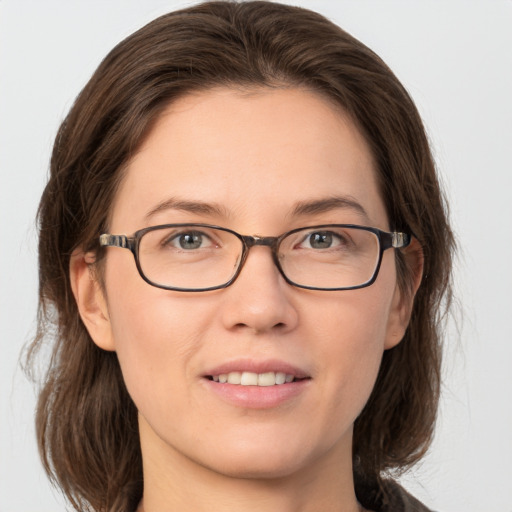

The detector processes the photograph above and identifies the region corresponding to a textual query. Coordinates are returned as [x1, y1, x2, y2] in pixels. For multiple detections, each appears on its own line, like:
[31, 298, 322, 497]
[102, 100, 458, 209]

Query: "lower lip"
[203, 379, 310, 409]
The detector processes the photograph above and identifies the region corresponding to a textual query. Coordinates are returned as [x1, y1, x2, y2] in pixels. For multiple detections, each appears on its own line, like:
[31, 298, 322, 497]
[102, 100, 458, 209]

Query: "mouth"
[203, 361, 311, 408]
[206, 371, 310, 387]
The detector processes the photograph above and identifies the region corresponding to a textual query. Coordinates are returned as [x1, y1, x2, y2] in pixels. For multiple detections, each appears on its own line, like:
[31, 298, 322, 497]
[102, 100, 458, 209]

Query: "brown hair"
[28, 2, 454, 511]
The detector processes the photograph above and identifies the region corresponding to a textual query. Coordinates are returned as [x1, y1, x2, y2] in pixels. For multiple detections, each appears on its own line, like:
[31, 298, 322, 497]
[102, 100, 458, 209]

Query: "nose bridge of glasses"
[238, 235, 282, 274]
[242, 235, 279, 249]
[235, 235, 284, 286]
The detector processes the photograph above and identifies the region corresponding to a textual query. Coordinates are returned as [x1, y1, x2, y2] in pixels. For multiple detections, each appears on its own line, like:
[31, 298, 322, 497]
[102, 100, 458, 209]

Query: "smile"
[208, 371, 302, 386]
[203, 361, 311, 408]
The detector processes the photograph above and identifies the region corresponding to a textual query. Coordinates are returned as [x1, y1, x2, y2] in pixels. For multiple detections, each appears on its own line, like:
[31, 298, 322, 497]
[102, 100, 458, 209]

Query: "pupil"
[311, 232, 332, 249]
[180, 233, 202, 249]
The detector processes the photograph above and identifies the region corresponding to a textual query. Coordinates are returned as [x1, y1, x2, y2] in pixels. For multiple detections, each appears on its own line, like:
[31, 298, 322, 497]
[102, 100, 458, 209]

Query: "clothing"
[133, 481, 432, 512]
[382, 482, 433, 512]
[358, 480, 433, 512]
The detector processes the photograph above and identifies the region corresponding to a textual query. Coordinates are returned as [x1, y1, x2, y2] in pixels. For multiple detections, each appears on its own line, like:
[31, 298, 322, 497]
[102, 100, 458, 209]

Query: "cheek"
[103, 257, 216, 415]
[315, 299, 385, 387]
[309, 267, 396, 421]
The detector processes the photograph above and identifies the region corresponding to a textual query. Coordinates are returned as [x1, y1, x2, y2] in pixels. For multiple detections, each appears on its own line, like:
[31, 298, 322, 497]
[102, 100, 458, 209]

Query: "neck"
[137, 418, 364, 512]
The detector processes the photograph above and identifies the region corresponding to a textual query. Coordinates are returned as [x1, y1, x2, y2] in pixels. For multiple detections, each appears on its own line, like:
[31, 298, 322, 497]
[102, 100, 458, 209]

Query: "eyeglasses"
[99, 223, 411, 292]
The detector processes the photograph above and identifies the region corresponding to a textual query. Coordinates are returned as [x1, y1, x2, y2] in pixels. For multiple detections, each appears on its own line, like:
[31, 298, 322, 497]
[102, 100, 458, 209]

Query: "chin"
[193, 433, 315, 480]
[204, 453, 307, 480]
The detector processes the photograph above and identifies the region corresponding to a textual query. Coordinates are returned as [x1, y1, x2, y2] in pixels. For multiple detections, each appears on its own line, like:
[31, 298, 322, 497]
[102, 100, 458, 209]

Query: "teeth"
[258, 372, 276, 386]
[275, 372, 286, 385]
[241, 371, 258, 385]
[227, 372, 241, 384]
[212, 371, 296, 386]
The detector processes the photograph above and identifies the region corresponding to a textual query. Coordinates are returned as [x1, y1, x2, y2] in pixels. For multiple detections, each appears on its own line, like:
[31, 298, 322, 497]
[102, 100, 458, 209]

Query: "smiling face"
[74, 87, 413, 489]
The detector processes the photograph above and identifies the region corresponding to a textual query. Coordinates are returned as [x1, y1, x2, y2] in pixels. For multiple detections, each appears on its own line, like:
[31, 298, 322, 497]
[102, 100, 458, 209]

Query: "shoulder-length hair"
[28, 2, 454, 511]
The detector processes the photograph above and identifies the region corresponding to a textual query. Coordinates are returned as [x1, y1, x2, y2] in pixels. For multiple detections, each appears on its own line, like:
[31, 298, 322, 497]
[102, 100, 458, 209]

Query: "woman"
[29, 1, 453, 511]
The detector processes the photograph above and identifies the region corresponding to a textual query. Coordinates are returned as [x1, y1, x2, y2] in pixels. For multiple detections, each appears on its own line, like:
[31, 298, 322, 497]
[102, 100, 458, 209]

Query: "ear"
[384, 238, 424, 350]
[69, 249, 116, 351]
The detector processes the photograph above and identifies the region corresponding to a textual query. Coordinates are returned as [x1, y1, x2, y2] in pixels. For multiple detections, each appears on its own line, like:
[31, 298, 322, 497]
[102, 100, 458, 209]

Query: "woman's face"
[84, 87, 410, 480]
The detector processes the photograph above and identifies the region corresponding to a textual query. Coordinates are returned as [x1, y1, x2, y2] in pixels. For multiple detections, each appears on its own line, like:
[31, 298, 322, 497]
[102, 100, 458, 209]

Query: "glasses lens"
[278, 226, 380, 289]
[138, 226, 243, 290]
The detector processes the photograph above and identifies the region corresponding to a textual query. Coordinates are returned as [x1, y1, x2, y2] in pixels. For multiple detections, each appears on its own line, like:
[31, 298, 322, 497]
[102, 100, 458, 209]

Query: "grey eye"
[307, 232, 335, 249]
[168, 232, 207, 250]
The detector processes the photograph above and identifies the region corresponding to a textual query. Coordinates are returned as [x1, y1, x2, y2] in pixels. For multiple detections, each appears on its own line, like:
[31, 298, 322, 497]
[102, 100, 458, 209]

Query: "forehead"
[110, 87, 387, 232]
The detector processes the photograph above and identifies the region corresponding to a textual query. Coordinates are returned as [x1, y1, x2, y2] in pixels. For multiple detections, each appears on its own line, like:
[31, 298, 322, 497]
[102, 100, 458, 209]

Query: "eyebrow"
[145, 197, 230, 220]
[291, 196, 370, 220]
[144, 195, 369, 223]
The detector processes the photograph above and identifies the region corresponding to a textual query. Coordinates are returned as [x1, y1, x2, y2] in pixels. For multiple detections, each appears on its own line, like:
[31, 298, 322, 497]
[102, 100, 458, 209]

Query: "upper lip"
[204, 359, 310, 379]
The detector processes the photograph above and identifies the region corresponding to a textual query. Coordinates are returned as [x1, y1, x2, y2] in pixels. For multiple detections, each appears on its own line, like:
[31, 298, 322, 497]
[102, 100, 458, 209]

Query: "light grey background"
[1, 1, 511, 510]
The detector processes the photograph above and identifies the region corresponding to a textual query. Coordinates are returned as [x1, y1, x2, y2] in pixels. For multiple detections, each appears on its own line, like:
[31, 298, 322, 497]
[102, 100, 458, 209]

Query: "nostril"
[231, 321, 287, 333]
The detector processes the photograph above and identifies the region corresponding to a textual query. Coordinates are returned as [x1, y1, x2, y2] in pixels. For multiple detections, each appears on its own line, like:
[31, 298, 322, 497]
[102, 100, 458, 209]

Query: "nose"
[220, 246, 299, 334]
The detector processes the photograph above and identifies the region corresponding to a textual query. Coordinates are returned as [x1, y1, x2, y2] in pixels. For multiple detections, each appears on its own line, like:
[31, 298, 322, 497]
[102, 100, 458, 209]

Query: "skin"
[71, 87, 421, 512]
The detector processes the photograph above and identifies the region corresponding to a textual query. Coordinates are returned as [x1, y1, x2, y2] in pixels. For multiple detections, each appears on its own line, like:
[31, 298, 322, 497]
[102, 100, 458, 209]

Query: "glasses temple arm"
[391, 232, 411, 249]
[99, 234, 132, 249]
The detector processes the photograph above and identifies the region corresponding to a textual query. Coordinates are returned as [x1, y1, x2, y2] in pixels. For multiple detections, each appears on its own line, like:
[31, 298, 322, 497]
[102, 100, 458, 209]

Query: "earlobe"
[384, 238, 424, 350]
[69, 249, 116, 351]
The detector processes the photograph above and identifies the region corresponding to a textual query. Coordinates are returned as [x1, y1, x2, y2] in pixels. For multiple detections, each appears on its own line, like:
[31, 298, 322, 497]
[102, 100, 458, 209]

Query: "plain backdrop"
[1, 1, 511, 510]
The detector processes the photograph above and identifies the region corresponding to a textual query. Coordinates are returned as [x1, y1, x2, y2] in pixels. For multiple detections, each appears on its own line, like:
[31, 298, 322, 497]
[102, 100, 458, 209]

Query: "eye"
[166, 231, 213, 250]
[302, 231, 343, 249]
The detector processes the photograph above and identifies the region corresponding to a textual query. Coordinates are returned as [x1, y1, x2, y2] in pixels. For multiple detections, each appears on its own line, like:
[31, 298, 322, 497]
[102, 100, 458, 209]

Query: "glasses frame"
[99, 223, 411, 292]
